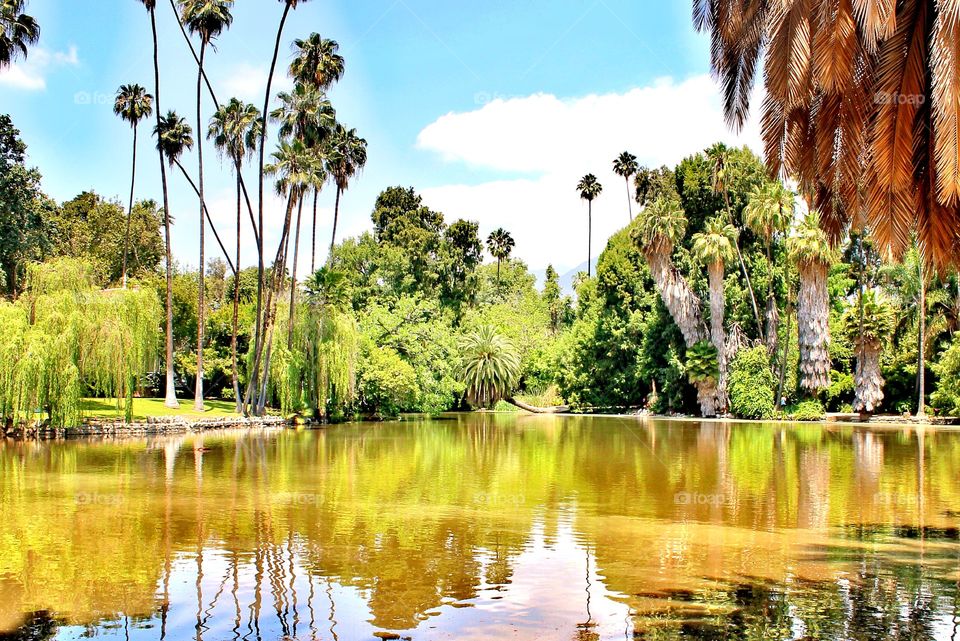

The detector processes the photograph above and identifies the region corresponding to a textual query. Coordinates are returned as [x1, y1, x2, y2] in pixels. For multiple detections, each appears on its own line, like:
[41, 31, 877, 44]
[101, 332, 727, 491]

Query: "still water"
[0, 414, 958, 640]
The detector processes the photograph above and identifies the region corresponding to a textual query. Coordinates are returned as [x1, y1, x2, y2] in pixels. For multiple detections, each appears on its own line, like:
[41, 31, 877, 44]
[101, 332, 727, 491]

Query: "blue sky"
[0, 1, 760, 274]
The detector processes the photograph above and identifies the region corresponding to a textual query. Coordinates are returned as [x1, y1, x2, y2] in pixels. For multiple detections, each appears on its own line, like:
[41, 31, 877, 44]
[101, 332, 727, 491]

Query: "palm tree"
[0, 0, 38, 68]
[209, 98, 261, 411]
[113, 83, 154, 289]
[787, 211, 835, 396]
[136, 0, 178, 409]
[706, 143, 761, 332]
[179, 0, 233, 412]
[692, 216, 738, 412]
[632, 197, 715, 417]
[324, 124, 367, 261]
[576, 174, 602, 277]
[290, 33, 344, 90]
[272, 83, 336, 146]
[459, 326, 521, 409]
[486, 228, 515, 283]
[612, 151, 638, 222]
[694, 0, 960, 267]
[743, 181, 793, 353]
[254, 0, 313, 396]
[842, 291, 894, 416]
[285, 154, 326, 350]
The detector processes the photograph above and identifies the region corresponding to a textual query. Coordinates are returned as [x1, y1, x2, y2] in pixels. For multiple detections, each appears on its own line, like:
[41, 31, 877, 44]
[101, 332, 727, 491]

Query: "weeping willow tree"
[266, 268, 359, 420]
[0, 259, 162, 428]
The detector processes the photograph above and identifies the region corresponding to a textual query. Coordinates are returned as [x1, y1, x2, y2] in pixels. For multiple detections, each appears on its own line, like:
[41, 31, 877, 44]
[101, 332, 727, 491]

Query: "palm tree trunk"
[708, 262, 728, 413]
[777, 285, 793, 408]
[797, 261, 830, 395]
[287, 195, 304, 350]
[505, 397, 569, 413]
[587, 202, 592, 277]
[764, 243, 778, 355]
[232, 170, 242, 412]
[496, 258, 501, 283]
[149, 6, 179, 410]
[624, 177, 632, 222]
[853, 339, 884, 414]
[122, 123, 138, 289]
[173, 159, 236, 275]
[250, 1, 292, 410]
[310, 188, 318, 274]
[194, 41, 207, 412]
[918, 270, 927, 418]
[721, 190, 761, 331]
[329, 186, 342, 258]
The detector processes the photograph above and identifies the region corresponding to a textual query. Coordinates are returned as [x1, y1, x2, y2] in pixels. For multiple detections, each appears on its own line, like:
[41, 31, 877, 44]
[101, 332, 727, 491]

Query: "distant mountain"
[531, 260, 595, 296]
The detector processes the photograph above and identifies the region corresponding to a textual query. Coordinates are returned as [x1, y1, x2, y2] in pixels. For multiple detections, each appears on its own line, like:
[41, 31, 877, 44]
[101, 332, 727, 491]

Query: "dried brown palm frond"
[695, 0, 960, 269]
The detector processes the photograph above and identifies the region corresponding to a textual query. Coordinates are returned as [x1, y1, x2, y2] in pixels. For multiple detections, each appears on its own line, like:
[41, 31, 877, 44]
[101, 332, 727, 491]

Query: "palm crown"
[486, 228, 514, 262]
[179, 0, 233, 43]
[208, 98, 261, 165]
[267, 140, 324, 199]
[154, 111, 194, 165]
[272, 84, 336, 147]
[612, 151, 637, 180]
[692, 216, 737, 268]
[325, 124, 367, 191]
[0, 0, 38, 67]
[577, 174, 602, 202]
[788, 211, 836, 267]
[843, 290, 894, 346]
[113, 84, 153, 128]
[290, 34, 344, 91]
[459, 325, 521, 408]
[743, 182, 792, 243]
[633, 196, 687, 254]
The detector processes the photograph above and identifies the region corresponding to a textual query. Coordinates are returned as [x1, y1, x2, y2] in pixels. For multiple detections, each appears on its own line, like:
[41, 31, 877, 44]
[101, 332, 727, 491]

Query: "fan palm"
[137, 0, 178, 408]
[694, 0, 960, 268]
[842, 291, 894, 415]
[324, 124, 367, 262]
[576, 174, 602, 277]
[612, 151, 638, 221]
[209, 98, 261, 411]
[271, 83, 336, 147]
[486, 228, 515, 283]
[744, 181, 794, 352]
[788, 211, 835, 396]
[290, 33, 344, 91]
[692, 216, 738, 412]
[114, 84, 153, 289]
[0, 0, 38, 68]
[459, 325, 521, 409]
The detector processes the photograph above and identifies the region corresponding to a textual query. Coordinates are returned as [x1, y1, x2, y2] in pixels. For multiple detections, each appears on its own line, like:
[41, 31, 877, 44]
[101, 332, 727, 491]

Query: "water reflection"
[0, 415, 958, 639]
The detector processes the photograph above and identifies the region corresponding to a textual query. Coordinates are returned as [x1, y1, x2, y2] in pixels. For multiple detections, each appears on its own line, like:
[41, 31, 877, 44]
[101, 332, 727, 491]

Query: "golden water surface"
[0, 414, 958, 640]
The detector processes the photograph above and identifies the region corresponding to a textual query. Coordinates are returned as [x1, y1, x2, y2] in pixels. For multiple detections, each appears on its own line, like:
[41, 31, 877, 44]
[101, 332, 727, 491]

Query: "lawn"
[81, 397, 242, 421]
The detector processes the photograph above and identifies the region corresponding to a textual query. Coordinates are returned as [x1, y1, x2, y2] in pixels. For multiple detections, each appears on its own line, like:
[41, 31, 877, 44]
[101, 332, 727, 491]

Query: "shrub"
[790, 399, 825, 421]
[358, 346, 418, 419]
[728, 346, 776, 419]
[931, 338, 960, 415]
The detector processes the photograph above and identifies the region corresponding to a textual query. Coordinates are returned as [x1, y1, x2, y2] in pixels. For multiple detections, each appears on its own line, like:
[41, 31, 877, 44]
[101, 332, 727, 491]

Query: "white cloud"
[0, 45, 79, 91]
[417, 74, 762, 272]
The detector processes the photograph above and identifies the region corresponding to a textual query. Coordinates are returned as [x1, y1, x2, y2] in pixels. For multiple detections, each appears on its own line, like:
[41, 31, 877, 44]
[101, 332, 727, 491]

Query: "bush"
[790, 399, 825, 421]
[931, 337, 960, 415]
[728, 346, 776, 419]
[358, 346, 419, 418]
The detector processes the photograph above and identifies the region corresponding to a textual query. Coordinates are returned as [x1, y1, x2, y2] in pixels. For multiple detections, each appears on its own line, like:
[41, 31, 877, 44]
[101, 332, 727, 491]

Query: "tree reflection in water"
[0, 417, 957, 640]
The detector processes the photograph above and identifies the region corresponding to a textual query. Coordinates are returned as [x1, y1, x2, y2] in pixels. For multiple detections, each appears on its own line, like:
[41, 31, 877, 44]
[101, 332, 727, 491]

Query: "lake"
[1, 414, 958, 640]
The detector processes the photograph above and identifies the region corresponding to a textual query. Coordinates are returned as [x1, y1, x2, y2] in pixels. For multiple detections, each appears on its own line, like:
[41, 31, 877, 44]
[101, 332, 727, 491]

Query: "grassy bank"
[81, 398, 241, 422]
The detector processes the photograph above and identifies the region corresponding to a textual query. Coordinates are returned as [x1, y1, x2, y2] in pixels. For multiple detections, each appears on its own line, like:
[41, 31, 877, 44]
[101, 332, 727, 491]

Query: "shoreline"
[6, 415, 293, 440]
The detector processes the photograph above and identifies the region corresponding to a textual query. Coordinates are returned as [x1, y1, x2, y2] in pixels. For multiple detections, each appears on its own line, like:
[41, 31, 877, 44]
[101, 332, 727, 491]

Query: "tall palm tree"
[179, 0, 233, 412]
[0, 0, 38, 68]
[136, 0, 178, 409]
[209, 98, 262, 411]
[576, 174, 602, 277]
[632, 197, 715, 417]
[253, 0, 313, 400]
[286, 154, 326, 350]
[743, 181, 793, 353]
[272, 83, 336, 146]
[113, 83, 154, 288]
[486, 228, 515, 283]
[324, 124, 367, 261]
[692, 216, 738, 413]
[290, 33, 344, 90]
[787, 211, 835, 397]
[842, 291, 894, 416]
[706, 143, 761, 331]
[694, 0, 960, 268]
[612, 151, 638, 222]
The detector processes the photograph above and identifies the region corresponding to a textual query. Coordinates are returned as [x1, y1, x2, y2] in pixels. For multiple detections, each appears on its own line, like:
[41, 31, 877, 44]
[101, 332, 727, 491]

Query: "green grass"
[81, 397, 241, 421]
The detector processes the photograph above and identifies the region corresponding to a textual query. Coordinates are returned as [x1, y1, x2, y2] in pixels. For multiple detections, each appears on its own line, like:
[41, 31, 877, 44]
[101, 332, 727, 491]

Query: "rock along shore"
[6, 415, 292, 440]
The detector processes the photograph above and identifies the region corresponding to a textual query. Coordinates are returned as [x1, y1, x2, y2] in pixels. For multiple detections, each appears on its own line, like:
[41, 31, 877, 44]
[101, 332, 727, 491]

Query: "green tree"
[113, 84, 153, 288]
[842, 291, 893, 415]
[576, 174, 602, 277]
[612, 151, 638, 221]
[485, 228, 514, 283]
[459, 325, 521, 408]
[0, 0, 38, 68]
